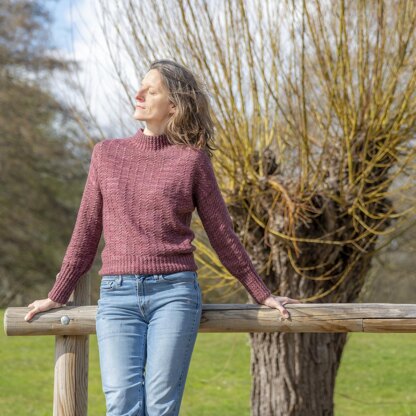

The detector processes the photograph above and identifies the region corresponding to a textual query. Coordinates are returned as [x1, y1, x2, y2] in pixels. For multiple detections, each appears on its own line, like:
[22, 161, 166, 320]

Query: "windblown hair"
[147, 59, 217, 158]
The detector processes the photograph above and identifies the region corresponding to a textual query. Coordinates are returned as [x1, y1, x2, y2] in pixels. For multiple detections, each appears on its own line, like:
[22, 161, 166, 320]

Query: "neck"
[143, 125, 166, 136]
[131, 127, 171, 150]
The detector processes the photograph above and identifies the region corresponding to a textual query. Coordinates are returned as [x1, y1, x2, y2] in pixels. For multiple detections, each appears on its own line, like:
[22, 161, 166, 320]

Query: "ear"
[169, 103, 176, 115]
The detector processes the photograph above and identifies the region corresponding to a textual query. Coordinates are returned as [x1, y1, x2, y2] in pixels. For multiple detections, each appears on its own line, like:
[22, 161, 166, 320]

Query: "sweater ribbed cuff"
[244, 280, 272, 304]
[254, 287, 272, 304]
[239, 267, 272, 304]
[47, 263, 81, 304]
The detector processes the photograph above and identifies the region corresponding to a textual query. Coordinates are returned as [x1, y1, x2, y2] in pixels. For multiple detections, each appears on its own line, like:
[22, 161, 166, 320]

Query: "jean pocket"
[160, 271, 196, 282]
[100, 276, 118, 291]
[100, 281, 115, 291]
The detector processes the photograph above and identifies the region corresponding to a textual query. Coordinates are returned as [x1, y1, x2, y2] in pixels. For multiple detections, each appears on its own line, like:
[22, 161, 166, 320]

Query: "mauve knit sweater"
[47, 127, 272, 304]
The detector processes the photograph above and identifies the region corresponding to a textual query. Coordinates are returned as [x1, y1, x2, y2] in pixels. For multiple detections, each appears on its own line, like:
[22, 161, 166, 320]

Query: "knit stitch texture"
[47, 127, 272, 304]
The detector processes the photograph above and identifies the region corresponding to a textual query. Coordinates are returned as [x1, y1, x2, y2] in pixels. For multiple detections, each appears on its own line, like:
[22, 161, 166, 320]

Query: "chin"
[133, 112, 145, 121]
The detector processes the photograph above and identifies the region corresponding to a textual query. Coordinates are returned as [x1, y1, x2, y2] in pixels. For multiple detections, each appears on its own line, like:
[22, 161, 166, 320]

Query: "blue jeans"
[96, 271, 202, 416]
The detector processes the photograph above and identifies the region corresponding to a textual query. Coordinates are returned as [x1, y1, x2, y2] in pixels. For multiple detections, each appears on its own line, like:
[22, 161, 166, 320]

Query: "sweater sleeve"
[193, 150, 272, 304]
[48, 142, 103, 304]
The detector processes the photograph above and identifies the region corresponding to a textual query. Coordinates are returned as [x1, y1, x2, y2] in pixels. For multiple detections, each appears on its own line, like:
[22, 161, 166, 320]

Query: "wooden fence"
[4, 274, 416, 415]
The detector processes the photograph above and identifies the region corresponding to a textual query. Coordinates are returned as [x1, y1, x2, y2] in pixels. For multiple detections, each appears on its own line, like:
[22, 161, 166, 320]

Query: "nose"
[135, 89, 145, 102]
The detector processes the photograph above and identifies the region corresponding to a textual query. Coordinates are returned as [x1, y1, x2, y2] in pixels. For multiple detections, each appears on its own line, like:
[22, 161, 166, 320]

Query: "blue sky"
[46, 0, 80, 53]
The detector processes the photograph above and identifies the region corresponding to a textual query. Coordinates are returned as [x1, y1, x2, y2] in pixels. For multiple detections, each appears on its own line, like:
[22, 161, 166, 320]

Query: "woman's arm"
[47, 142, 104, 304]
[193, 150, 272, 304]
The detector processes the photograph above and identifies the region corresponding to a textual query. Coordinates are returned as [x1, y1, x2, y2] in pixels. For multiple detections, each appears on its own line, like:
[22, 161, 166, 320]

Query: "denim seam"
[136, 279, 146, 320]
[172, 283, 201, 415]
[141, 326, 147, 413]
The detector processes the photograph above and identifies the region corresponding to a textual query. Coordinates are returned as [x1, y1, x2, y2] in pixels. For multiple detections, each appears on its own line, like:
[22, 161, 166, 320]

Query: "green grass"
[335, 333, 416, 416]
[1, 309, 416, 415]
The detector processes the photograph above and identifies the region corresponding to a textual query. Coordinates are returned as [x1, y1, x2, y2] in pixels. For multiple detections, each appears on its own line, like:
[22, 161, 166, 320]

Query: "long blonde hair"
[147, 59, 217, 158]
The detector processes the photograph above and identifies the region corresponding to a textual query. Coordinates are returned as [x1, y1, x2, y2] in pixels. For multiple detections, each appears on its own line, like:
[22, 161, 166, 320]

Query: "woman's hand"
[24, 298, 64, 322]
[260, 294, 303, 320]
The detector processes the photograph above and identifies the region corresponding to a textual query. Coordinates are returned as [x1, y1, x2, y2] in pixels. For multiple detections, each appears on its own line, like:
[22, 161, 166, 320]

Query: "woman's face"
[133, 69, 175, 126]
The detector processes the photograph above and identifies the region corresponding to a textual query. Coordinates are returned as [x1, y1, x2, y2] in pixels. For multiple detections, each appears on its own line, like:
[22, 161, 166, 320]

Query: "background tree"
[0, 0, 98, 306]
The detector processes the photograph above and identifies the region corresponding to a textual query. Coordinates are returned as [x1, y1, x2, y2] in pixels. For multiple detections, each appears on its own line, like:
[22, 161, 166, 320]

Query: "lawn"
[1, 309, 416, 415]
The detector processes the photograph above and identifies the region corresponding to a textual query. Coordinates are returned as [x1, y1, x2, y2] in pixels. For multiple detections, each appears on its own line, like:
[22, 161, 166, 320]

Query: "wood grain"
[5, 303, 416, 335]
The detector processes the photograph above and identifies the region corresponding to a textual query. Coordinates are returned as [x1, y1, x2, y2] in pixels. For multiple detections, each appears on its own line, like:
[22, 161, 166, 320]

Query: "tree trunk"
[242, 204, 375, 415]
[249, 331, 348, 416]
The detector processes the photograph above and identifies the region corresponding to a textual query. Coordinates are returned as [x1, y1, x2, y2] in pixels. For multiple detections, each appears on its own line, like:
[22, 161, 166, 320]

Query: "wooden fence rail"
[5, 302, 416, 335]
[3, 272, 416, 415]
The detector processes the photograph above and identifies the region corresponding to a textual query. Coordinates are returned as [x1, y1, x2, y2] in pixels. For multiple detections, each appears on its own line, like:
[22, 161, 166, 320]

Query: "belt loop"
[117, 275, 122, 286]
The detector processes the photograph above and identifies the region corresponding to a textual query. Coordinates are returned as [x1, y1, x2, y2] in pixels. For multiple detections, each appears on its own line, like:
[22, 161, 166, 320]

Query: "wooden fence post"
[53, 273, 91, 416]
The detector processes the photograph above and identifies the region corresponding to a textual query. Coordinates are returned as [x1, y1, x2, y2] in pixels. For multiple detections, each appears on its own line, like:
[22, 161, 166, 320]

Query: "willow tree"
[74, 0, 416, 414]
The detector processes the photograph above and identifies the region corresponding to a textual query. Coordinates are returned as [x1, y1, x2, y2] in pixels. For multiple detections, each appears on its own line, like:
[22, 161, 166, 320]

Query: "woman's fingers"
[24, 305, 40, 322]
[24, 299, 58, 322]
[282, 297, 303, 306]
[280, 297, 303, 318]
[268, 297, 290, 318]
[263, 295, 303, 319]
[277, 303, 290, 318]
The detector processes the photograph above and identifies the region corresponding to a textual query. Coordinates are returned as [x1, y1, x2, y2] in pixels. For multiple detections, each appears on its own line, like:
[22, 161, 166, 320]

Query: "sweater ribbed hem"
[98, 254, 198, 276]
[48, 254, 272, 305]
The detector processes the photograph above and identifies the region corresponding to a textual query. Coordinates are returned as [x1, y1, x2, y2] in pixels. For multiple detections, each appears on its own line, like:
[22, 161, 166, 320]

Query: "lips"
[136, 105, 145, 109]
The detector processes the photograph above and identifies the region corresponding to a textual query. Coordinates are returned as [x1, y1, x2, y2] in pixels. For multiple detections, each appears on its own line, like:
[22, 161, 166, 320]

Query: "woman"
[24, 59, 301, 415]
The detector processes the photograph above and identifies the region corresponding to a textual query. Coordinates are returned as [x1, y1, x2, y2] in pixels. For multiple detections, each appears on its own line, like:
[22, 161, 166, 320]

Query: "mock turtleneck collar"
[132, 127, 171, 150]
